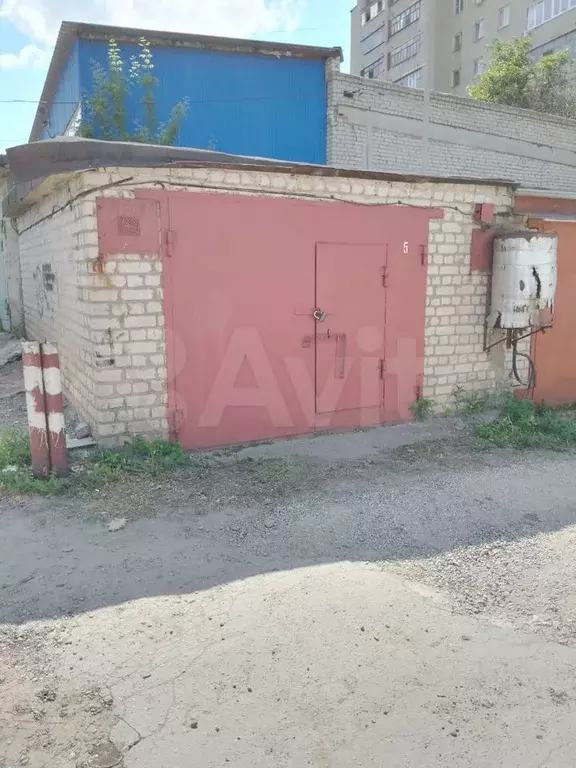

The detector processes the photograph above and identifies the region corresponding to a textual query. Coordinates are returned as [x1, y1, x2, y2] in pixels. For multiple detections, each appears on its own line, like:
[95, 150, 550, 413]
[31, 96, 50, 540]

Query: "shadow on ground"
[2, 427, 576, 626]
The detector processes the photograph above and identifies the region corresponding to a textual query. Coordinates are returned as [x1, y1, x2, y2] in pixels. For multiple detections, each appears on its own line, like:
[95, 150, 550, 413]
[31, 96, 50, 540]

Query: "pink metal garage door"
[162, 191, 438, 449]
[314, 243, 385, 427]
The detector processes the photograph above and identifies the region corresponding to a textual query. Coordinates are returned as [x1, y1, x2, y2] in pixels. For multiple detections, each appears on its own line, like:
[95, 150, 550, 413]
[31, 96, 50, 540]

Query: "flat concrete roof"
[29, 21, 343, 143]
[3, 137, 516, 217]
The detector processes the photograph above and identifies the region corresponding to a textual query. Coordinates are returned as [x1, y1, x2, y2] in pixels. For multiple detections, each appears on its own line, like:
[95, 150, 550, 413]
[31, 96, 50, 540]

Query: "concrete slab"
[236, 417, 467, 462]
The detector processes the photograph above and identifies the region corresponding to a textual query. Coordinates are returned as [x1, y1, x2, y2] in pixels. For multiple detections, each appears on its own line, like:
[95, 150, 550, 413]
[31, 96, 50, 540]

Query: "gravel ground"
[2, 342, 576, 766]
[1, 438, 576, 766]
[384, 525, 576, 646]
[0, 360, 27, 433]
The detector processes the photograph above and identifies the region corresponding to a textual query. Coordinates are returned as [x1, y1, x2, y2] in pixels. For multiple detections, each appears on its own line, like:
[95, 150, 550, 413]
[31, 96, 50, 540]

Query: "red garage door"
[162, 191, 436, 449]
[532, 222, 576, 404]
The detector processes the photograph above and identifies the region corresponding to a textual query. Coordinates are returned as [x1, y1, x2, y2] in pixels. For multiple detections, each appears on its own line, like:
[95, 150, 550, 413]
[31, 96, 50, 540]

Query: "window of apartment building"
[362, 0, 384, 24]
[360, 24, 387, 54]
[361, 54, 387, 79]
[473, 57, 485, 74]
[390, 0, 422, 35]
[388, 34, 422, 67]
[451, 68, 461, 87]
[395, 67, 423, 88]
[455, 0, 464, 14]
[473, 18, 485, 40]
[527, 0, 576, 29]
[498, 5, 510, 27]
[453, 32, 462, 51]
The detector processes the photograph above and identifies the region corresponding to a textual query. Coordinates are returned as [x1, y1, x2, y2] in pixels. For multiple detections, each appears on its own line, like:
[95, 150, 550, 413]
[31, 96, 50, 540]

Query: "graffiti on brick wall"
[33, 263, 57, 318]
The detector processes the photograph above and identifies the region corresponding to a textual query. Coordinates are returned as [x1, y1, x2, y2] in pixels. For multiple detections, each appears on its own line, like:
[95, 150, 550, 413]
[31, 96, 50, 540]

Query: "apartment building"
[350, 0, 576, 95]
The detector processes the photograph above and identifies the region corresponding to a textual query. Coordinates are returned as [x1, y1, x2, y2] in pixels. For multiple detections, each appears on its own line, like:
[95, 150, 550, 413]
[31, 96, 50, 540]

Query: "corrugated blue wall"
[41, 40, 80, 139]
[77, 39, 327, 164]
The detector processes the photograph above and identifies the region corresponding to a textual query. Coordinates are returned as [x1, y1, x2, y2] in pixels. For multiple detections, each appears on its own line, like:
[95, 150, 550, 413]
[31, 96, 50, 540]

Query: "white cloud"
[0, 43, 46, 69]
[1, 0, 304, 47]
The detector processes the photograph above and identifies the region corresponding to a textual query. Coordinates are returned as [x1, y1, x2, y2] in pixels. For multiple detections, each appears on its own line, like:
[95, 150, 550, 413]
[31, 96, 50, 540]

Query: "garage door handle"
[334, 333, 347, 379]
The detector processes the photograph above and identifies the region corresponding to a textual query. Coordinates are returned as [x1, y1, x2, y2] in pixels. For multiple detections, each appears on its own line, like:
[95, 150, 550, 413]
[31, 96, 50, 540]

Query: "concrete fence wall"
[327, 73, 576, 194]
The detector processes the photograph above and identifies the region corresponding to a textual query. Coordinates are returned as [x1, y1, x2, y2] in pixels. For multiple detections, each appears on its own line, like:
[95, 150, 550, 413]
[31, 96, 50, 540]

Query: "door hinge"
[415, 384, 422, 401]
[381, 266, 388, 287]
[379, 359, 386, 379]
[419, 244, 427, 266]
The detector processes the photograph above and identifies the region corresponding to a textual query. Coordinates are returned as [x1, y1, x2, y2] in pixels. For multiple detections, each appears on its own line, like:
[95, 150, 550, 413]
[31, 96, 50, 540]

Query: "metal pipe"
[22, 341, 50, 478]
[41, 342, 68, 477]
[420, 0, 436, 174]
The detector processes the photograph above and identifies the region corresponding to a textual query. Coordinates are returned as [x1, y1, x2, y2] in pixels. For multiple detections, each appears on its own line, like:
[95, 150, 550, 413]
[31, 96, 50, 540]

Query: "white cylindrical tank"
[489, 233, 557, 329]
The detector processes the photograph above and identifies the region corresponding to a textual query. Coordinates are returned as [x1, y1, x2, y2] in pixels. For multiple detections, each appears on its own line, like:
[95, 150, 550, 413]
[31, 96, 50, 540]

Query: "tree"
[468, 37, 576, 119]
[77, 38, 189, 144]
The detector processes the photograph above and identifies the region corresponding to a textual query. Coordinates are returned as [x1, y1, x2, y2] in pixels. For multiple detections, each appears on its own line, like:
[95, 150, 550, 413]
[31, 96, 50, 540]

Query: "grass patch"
[476, 397, 576, 450]
[0, 428, 318, 502]
[0, 470, 67, 495]
[0, 433, 202, 496]
[75, 437, 199, 489]
[0, 430, 31, 469]
[0, 430, 68, 495]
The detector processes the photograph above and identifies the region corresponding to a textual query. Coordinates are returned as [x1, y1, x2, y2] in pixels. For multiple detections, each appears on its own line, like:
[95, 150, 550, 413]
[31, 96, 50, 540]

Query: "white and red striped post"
[22, 342, 51, 478]
[41, 342, 68, 477]
[21, 341, 68, 478]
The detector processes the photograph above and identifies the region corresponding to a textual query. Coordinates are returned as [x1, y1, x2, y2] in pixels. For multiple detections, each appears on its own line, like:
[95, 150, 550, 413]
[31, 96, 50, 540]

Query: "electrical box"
[489, 233, 557, 329]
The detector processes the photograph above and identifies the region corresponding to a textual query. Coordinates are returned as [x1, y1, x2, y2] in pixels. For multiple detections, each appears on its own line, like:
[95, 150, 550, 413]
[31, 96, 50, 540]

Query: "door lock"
[313, 309, 327, 322]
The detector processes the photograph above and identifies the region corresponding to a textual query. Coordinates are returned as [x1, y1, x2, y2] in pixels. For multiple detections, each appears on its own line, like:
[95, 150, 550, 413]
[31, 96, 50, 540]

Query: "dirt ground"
[2, 354, 576, 766]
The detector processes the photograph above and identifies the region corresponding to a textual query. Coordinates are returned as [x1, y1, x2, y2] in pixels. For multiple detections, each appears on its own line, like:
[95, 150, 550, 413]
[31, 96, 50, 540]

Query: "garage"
[162, 191, 435, 448]
[6, 141, 512, 446]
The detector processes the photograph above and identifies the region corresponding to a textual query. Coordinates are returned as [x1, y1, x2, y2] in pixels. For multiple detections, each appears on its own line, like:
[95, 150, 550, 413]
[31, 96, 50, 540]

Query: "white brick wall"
[15, 174, 168, 444]
[87, 256, 168, 440]
[327, 73, 576, 193]
[17, 175, 97, 425]
[15, 165, 522, 442]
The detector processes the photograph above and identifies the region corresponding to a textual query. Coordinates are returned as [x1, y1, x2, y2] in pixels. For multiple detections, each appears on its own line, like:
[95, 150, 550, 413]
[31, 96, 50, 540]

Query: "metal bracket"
[483, 325, 546, 352]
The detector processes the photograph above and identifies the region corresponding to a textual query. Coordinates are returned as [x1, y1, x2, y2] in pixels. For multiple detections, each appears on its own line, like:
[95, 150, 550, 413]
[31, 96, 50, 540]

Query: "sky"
[0, 0, 352, 153]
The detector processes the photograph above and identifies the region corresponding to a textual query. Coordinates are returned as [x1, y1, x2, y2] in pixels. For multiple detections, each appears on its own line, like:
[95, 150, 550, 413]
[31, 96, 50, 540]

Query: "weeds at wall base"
[3, 397, 576, 497]
[0, 434, 200, 497]
[452, 385, 509, 417]
[409, 397, 436, 421]
[475, 397, 576, 451]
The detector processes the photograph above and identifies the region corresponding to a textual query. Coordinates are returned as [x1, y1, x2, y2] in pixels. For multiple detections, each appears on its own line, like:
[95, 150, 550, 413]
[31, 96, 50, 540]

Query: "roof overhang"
[4, 137, 516, 218]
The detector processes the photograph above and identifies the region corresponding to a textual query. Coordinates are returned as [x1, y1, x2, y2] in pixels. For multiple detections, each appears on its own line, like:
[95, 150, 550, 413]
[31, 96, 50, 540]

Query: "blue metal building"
[28, 22, 342, 165]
